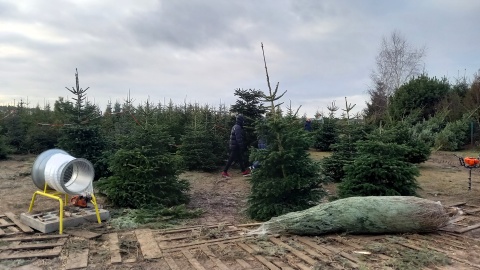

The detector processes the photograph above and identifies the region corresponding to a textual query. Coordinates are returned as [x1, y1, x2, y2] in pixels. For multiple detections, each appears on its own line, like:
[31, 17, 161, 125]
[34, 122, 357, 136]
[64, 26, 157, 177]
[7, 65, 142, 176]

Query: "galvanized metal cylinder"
[31, 149, 95, 195]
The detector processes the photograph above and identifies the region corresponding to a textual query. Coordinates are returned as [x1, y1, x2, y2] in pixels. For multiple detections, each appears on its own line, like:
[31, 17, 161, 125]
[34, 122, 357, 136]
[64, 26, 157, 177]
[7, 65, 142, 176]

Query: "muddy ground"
[1, 150, 480, 269]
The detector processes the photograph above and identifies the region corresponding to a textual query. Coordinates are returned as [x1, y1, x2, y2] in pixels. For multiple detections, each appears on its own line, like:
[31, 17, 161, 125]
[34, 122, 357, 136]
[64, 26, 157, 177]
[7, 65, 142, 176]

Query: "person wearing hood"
[222, 114, 250, 178]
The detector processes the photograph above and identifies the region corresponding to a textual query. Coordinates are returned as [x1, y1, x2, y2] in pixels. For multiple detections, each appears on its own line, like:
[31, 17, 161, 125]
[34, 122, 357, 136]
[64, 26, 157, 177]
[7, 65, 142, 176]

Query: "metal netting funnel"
[31, 149, 95, 195]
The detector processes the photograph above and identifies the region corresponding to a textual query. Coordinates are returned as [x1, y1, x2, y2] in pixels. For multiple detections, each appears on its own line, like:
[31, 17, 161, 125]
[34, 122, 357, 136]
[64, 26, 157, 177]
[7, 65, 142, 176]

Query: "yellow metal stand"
[28, 183, 101, 234]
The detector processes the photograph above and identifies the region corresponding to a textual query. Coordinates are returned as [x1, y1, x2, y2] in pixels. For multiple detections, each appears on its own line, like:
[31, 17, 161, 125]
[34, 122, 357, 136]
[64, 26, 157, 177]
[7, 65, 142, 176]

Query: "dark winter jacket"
[229, 115, 244, 150]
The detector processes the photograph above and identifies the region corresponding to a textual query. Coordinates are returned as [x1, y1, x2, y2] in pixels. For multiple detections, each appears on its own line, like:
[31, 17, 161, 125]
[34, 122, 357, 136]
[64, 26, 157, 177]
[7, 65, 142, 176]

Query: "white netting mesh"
[44, 153, 94, 195]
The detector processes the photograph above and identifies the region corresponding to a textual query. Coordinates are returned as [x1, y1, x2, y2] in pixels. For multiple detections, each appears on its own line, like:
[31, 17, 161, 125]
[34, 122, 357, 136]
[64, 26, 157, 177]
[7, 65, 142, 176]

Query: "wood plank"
[237, 242, 280, 270]
[65, 249, 89, 270]
[447, 202, 467, 207]
[334, 237, 394, 267]
[200, 245, 230, 270]
[64, 229, 101, 239]
[0, 228, 5, 235]
[5, 212, 34, 233]
[107, 233, 122, 264]
[297, 237, 359, 269]
[236, 223, 262, 227]
[0, 222, 16, 228]
[164, 255, 181, 270]
[160, 228, 241, 242]
[135, 229, 163, 259]
[181, 249, 206, 270]
[159, 223, 232, 235]
[0, 241, 65, 251]
[272, 260, 295, 270]
[0, 218, 18, 233]
[401, 239, 480, 269]
[407, 235, 467, 250]
[464, 208, 480, 214]
[160, 235, 251, 250]
[455, 223, 480, 233]
[269, 237, 317, 266]
[295, 263, 312, 270]
[0, 246, 62, 260]
[292, 239, 343, 270]
[1, 234, 69, 242]
[235, 259, 252, 269]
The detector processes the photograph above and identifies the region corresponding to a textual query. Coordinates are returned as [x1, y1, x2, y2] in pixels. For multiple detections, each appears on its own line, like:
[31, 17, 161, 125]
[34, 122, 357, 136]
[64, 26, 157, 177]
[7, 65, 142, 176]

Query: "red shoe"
[242, 169, 251, 177]
[221, 171, 230, 178]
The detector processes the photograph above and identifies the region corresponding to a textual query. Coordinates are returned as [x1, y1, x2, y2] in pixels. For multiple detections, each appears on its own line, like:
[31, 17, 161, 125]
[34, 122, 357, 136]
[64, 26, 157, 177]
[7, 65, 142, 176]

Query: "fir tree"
[369, 122, 431, 164]
[313, 117, 338, 151]
[338, 140, 420, 198]
[57, 70, 106, 179]
[247, 43, 325, 221]
[178, 117, 224, 172]
[320, 121, 370, 182]
[96, 122, 190, 208]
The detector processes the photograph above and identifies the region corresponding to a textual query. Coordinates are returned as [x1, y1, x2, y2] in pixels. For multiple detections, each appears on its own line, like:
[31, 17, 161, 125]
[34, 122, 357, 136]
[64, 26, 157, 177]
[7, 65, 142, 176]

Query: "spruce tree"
[338, 140, 420, 198]
[247, 43, 325, 221]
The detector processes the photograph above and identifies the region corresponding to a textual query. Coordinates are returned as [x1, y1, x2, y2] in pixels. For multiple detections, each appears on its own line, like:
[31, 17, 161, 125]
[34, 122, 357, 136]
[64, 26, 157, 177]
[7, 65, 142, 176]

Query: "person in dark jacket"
[304, 118, 312, 131]
[222, 114, 250, 178]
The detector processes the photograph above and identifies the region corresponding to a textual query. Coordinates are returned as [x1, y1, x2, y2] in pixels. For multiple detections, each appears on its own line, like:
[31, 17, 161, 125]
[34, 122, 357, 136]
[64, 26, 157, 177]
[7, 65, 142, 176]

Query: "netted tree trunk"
[249, 196, 451, 236]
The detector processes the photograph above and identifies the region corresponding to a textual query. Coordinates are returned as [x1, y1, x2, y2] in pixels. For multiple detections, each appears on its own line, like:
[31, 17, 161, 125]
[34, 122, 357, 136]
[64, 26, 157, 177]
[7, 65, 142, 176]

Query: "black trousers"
[223, 148, 245, 172]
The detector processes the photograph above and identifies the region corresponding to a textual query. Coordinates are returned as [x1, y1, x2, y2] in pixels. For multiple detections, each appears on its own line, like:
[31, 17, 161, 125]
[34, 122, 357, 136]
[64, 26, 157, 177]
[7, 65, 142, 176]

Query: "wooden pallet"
[94, 223, 480, 269]
[440, 203, 480, 234]
[0, 234, 68, 260]
[0, 212, 34, 237]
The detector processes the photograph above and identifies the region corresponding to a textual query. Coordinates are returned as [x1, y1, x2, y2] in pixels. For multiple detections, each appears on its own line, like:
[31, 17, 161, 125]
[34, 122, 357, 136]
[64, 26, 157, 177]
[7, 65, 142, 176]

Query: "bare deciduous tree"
[371, 30, 426, 97]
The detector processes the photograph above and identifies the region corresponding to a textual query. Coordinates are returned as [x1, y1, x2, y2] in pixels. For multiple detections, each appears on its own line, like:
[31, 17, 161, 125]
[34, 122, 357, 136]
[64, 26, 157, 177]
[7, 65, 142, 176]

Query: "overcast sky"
[1, 0, 478, 117]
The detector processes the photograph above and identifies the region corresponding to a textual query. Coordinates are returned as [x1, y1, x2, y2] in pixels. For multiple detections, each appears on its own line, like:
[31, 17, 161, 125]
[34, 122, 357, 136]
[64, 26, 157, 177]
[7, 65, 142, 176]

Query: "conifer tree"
[320, 101, 371, 183]
[313, 102, 339, 151]
[338, 140, 420, 198]
[57, 69, 106, 179]
[247, 43, 325, 221]
[96, 104, 190, 208]
[230, 88, 267, 152]
[178, 114, 224, 172]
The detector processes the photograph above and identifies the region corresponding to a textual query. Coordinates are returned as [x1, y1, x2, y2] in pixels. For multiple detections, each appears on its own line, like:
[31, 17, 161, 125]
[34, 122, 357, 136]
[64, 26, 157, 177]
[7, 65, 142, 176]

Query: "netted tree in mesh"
[249, 196, 450, 236]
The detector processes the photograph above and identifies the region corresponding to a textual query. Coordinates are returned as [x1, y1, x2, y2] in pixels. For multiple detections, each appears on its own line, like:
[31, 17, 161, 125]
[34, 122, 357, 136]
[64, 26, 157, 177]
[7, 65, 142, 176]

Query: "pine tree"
[338, 140, 420, 198]
[247, 43, 325, 221]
